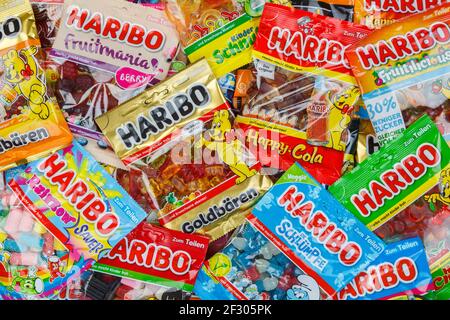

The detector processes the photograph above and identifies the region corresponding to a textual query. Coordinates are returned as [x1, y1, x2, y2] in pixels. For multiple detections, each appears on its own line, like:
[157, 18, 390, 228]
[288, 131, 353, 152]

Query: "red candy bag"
[97, 60, 273, 242]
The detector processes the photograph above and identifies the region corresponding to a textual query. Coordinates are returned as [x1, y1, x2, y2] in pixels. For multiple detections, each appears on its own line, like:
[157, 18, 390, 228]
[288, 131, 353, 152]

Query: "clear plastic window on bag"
[0, 189, 90, 300]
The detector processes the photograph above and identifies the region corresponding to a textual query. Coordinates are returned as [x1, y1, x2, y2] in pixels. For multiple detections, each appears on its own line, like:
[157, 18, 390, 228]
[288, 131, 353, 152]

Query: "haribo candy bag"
[347, 3, 450, 146]
[49, 0, 180, 133]
[329, 115, 450, 300]
[0, 189, 91, 300]
[7, 141, 148, 262]
[97, 59, 273, 241]
[82, 222, 209, 300]
[165, 0, 292, 78]
[233, 4, 371, 185]
[30, 0, 64, 49]
[0, 0, 72, 172]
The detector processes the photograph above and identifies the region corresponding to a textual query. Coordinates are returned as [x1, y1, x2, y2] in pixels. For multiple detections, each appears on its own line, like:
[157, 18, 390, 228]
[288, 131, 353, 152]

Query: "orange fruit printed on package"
[0, 0, 72, 171]
[354, 0, 449, 29]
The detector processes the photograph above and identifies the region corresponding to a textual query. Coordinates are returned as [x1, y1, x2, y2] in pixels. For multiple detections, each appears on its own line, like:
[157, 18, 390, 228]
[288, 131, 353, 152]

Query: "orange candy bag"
[0, 0, 72, 171]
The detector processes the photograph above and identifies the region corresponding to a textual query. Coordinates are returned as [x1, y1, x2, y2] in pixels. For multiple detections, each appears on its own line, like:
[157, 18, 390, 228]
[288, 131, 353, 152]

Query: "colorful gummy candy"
[0, 189, 90, 300]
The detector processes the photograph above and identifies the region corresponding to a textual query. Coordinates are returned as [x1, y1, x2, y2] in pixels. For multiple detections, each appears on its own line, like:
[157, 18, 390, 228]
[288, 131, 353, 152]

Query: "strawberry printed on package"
[346, 3, 450, 147]
[234, 4, 371, 185]
[49, 0, 180, 133]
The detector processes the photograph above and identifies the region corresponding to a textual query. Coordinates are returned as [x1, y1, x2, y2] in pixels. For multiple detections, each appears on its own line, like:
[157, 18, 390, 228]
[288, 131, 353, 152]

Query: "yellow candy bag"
[0, 0, 72, 171]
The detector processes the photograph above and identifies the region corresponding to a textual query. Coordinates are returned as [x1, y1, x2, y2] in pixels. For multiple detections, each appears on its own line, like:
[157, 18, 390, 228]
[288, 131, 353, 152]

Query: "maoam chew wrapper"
[97, 59, 272, 241]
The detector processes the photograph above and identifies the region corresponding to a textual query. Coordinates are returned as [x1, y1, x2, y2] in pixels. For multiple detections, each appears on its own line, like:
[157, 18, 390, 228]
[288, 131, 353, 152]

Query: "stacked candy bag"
[195, 162, 385, 300]
[82, 222, 209, 300]
[165, 0, 292, 77]
[0, 188, 91, 300]
[234, 4, 371, 185]
[347, 4, 450, 146]
[354, 0, 447, 29]
[49, 0, 179, 133]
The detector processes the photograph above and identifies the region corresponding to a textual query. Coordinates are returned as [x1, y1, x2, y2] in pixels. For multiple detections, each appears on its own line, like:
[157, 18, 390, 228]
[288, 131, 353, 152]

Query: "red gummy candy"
[75, 75, 95, 92]
[244, 265, 260, 282]
[179, 164, 206, 183]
